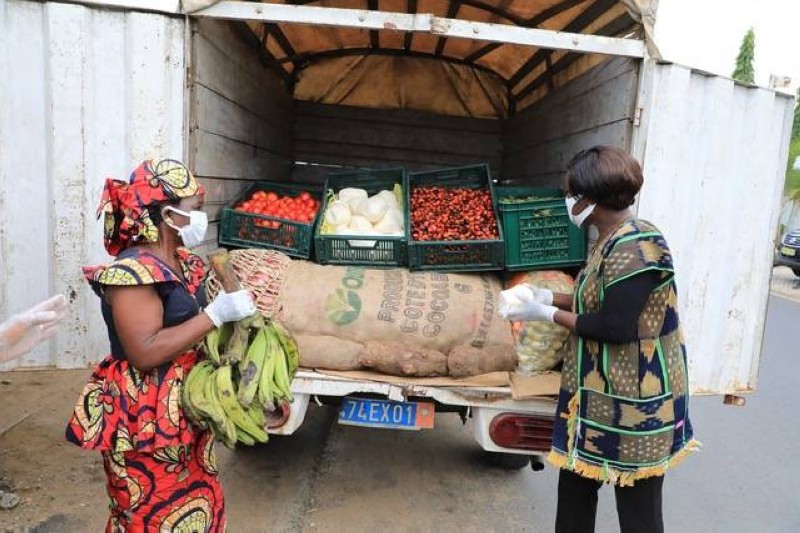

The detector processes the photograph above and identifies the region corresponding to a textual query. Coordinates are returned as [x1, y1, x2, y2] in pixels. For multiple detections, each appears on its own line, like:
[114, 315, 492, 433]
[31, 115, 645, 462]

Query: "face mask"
[163, 207, 208, 248]
[565, 196, 596, 228]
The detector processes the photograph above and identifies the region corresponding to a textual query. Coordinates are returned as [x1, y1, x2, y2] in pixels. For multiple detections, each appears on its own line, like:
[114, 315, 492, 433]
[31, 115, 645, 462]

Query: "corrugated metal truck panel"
[637, 62, 794, 395]
[0, 0, 186, 369]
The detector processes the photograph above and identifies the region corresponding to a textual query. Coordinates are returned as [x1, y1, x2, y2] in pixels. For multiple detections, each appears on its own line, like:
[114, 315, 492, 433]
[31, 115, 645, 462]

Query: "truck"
[0, 0, 794, 471]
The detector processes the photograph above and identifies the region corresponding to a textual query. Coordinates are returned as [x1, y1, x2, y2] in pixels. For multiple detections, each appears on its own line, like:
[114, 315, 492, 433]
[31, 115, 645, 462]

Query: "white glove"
[506, 283, 554, 306]
[498, 287, 557, 322]
[0, 295, 68, 362]
[204, 289, 257, 327]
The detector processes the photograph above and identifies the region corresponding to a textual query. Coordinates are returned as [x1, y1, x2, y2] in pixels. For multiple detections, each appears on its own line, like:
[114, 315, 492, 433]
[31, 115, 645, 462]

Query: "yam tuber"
[447, 343, 517, 378]
[359, 341, 448, 377]
[296, 335, 363, 371]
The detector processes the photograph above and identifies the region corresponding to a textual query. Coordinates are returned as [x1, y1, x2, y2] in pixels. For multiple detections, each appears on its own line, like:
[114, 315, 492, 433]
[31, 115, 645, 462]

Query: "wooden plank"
[192, 2, 645, 59]
[505, 56, 637, 137]
[503, 65, 637, 155]
[294, 101, 501, 134]
[502, 120, 630, 180]
[294, 140, 501, 170]
[194, 30, 292, 127]
[197, 176, 252, 222]
[294, 116, 500, 159]
[194, 84, 292, 157]
[193, 129, 293, 181]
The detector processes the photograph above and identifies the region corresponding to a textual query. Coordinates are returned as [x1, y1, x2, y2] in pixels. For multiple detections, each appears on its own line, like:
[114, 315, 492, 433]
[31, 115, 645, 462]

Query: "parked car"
[775, 229, 800, 276]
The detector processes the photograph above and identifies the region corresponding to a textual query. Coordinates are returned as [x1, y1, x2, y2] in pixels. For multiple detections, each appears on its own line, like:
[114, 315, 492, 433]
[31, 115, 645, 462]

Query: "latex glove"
[0, 295, 68, 362]
[506, 283, 554, 306]
[498, 288, 557, 322]
[204, 289, 257, 327]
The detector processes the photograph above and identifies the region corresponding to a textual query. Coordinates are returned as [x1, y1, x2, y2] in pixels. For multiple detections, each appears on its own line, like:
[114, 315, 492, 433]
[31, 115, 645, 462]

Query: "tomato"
[266, 192, 279, 203]
[299, 192, 311, 202]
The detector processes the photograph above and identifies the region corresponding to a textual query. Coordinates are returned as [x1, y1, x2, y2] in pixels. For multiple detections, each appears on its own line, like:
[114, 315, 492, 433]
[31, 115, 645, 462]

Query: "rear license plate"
[338, 397, 435, 430]
[781, 246, 796, 257]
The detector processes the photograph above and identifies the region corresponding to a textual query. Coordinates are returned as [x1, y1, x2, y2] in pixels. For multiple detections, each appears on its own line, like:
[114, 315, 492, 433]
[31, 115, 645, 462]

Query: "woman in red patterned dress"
[66, 159, 256, 532]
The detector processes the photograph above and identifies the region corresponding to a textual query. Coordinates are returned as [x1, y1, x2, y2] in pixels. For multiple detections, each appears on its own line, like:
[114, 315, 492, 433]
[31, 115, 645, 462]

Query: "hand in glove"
[505, 283, 554, 306]
[498, 287, 557, 322]
[203, 289, 257, 327]
[0, 295, 68, 362]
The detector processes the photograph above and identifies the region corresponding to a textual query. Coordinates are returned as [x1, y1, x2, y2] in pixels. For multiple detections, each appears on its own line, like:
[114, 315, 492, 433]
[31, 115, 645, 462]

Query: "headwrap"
[98, 159, 204, 256]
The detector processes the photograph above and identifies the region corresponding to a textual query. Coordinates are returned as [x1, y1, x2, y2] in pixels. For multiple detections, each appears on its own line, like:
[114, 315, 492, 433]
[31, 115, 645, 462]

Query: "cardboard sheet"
[314, 369, 562, 398]
[509, 371, 561, 399]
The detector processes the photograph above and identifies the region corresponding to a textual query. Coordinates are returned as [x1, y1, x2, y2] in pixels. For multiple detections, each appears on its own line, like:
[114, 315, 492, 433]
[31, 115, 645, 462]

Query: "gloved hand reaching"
[0, 295, 68, 362]
[498, 286, 557, 322]
[204, 289, 257, 327]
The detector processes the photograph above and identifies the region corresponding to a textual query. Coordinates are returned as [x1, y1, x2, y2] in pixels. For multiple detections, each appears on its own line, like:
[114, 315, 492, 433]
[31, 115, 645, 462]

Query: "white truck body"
[0, 0, 794, 458]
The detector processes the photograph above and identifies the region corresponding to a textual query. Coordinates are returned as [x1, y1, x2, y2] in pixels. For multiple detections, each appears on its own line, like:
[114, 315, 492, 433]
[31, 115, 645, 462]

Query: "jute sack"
[277, 261, 513, 353]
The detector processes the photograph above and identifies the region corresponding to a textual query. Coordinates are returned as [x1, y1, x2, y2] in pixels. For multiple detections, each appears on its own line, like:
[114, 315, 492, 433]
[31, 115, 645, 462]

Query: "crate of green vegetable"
[407, 164, 504, 272]
[497, 187, 586, 271]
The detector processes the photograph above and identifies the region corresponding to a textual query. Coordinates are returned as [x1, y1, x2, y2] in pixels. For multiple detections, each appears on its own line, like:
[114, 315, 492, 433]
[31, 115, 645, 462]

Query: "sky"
[655, 0, 800, 93]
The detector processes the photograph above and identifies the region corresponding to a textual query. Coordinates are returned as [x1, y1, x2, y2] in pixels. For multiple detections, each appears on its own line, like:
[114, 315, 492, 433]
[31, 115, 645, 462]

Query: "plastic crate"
[314, 168, 408, 267]
[219, 181, 323, 259]
[496, 187, 587, 271]
[406, 164, 505, 272]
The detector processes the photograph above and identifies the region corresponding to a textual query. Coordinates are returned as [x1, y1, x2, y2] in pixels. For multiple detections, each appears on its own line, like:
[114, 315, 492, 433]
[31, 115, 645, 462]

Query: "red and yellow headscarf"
[98, 159, 204, 256]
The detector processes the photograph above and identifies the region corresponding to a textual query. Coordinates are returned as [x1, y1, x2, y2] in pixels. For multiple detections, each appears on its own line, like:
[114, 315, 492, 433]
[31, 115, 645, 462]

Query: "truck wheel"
[793, 269, 800, 278]
[481, 452, 531, 470]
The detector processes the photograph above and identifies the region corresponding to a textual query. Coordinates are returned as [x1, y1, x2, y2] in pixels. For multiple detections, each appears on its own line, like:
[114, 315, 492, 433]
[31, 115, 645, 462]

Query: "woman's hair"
[565, 146, 644, 210]
[147, 199, 181, 227]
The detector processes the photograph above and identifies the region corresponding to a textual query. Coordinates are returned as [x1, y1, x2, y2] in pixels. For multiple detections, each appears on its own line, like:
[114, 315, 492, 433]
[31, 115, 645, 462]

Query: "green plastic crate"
[497, 187, 586, 271]
[219, 181, 323, 259]
[407, 164, 505, 272]
[314, 168, 408, 267]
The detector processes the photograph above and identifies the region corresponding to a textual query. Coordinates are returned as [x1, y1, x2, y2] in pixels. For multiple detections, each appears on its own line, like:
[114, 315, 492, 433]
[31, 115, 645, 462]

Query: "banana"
[271, 321, 299, 377]
[237, 430, 256, 446]
[215, 366, 268, 444]
[203, 327, 222, 366]
[257, 328, 278, 409]
[271, 332, 293, 402]
[246, 401, 268, 431]
[218, 322, 233, 355]
[203, 369, 238, 448]
[237, 326, 267, 408]
[181, 361, 213, 428]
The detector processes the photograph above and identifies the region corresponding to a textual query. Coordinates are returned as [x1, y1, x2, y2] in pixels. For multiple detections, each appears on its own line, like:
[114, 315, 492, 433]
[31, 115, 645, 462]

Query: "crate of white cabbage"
[315, 168, 408, 267]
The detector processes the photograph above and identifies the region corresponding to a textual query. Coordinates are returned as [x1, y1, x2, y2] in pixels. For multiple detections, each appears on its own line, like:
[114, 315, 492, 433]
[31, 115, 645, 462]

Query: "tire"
[481, 451, 531, 471]
[793, 269, 800, 278]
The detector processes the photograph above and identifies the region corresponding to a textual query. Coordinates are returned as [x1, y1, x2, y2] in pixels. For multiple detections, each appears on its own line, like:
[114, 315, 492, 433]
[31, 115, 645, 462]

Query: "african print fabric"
[549, 219, 699, 486]
[98, 159, 204, 256]
[67, 249, 224, 531]
[102, 431, 224, 533]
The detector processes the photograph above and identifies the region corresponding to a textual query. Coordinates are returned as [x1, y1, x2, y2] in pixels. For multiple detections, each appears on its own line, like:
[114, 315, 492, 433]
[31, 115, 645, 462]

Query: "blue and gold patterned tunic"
[549, 219, 699, 486]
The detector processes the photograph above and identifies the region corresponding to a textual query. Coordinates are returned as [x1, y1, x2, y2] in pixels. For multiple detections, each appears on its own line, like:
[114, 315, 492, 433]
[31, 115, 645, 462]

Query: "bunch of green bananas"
[181, 315, 299, 448]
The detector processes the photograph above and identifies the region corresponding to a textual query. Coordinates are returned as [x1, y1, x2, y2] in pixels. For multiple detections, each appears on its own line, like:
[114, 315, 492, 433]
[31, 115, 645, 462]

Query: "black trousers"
[555, 469, 664, 533]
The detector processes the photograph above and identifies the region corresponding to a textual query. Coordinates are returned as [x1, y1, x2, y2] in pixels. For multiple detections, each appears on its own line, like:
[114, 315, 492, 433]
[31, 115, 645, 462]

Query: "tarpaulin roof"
[187, 1, 656, 118]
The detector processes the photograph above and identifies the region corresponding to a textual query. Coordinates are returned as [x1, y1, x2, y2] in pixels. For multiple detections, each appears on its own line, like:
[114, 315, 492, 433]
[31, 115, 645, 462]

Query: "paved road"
[213, 296, 800, 532]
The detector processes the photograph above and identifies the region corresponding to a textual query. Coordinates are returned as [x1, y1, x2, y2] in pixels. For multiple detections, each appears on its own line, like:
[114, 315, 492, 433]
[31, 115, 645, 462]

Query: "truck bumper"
[268, 370, 557, 456]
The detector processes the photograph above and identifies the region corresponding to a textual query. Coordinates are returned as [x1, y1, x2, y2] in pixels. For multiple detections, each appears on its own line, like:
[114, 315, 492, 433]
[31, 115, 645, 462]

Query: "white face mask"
[565, 196, 596, 228]
[163, 206, 208, 249]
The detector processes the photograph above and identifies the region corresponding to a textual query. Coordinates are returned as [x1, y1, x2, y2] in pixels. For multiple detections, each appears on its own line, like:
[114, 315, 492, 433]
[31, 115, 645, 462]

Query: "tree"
[793, 87, 800, 141]
[732, 28, 756, 83]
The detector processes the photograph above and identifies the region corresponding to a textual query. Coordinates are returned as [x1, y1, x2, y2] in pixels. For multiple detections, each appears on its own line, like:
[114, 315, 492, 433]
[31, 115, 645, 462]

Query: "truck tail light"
[489, 413, 554, 452]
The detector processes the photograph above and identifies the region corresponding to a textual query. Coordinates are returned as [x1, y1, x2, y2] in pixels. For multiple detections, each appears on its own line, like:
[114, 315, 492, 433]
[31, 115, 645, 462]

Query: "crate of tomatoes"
[406, 164, 504, 271]
[219, 181, 322, 259]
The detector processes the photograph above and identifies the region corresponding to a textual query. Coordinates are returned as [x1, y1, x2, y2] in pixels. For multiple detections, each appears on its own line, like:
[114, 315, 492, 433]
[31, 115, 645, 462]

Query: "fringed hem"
[547, 439, 701, 487]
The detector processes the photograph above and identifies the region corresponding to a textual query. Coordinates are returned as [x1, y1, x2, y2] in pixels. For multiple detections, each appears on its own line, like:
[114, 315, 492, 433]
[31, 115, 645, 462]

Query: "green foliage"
[732, 28, 756, 83]
[792, 88, 799, 142]
[786, 139, 800, 198]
